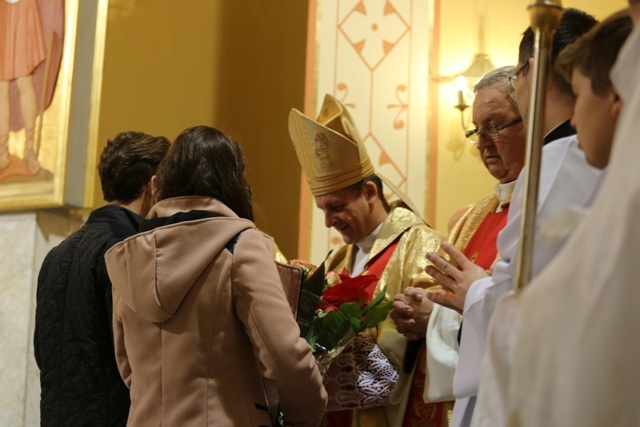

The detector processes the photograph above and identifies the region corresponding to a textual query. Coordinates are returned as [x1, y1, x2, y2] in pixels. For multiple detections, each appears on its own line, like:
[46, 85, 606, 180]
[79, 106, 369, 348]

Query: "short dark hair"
[556, 10, 632, 96]
[99, 131, 170, 203]
[155, 125, 254, 221]
[518, 8, 597, 98]
[345, 173, 390, 211]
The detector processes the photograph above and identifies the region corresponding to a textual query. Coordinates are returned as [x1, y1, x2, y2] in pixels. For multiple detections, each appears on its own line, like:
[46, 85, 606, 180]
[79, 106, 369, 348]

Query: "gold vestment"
[324, 203, 444, 427]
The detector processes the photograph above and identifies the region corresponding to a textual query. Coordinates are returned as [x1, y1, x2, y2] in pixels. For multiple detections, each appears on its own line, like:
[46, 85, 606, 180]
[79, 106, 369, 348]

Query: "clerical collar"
[352, 222, 384, 276]
[544, 119, 575, 145]
[494, 180, 517, 213]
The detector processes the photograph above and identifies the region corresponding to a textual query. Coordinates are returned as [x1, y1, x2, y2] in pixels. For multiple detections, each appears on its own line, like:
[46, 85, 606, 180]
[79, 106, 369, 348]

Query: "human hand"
[390, 287, 433, 341]
[424, 242, 488, 314]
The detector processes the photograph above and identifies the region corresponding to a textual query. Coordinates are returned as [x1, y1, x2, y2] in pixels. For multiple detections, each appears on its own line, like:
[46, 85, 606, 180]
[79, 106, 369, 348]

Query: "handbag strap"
[139, 209, 223, 231]
[140, 210, 248, 253]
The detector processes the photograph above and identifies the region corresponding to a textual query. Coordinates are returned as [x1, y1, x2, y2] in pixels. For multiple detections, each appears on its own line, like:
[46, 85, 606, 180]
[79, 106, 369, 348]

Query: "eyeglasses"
[508, 62, 529, 90]
[465, 117, 523, 144]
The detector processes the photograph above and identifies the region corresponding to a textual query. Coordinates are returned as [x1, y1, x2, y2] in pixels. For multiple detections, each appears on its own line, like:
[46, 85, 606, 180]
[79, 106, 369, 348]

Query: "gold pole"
[513, 0, 563, 291]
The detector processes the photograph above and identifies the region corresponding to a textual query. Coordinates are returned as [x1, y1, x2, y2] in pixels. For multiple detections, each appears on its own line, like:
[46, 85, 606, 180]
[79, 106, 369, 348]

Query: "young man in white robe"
[505, 6, 640, 426]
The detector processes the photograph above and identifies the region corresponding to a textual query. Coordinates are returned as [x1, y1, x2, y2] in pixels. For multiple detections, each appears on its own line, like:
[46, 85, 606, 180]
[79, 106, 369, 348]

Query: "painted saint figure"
[1, 0, 64, 179]
[0, 0, 47, 174]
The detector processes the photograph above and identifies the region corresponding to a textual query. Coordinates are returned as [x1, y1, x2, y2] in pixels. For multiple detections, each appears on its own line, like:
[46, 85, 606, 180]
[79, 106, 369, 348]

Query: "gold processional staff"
[513, 0, 563, 291]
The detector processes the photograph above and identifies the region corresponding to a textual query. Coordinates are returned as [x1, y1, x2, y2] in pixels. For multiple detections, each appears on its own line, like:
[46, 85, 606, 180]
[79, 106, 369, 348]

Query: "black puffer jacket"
[34, 205, 141, 426]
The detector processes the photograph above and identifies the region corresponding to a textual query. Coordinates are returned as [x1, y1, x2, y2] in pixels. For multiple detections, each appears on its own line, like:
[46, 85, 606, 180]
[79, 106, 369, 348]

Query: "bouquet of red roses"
[290, 256, 393, 374]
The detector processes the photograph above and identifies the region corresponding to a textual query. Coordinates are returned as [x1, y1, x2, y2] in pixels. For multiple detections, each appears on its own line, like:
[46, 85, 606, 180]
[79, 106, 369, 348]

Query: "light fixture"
[454, 76, 472, 130]
[444, 15, 496, 130]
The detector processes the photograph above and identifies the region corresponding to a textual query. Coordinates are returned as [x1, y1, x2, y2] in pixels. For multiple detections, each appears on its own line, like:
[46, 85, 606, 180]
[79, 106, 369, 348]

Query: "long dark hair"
[155, 126, 254, 221]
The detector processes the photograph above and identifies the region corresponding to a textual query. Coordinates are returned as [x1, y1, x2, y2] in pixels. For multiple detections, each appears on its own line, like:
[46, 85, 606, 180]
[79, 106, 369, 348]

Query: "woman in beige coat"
[105, 125, 327, 426]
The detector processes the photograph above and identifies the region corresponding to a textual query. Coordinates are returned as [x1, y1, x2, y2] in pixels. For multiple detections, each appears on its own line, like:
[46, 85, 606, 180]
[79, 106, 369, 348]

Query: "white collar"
[352, 222, 384, 276]
[356, 222, 383, 254]
[494, 180, 516, 213]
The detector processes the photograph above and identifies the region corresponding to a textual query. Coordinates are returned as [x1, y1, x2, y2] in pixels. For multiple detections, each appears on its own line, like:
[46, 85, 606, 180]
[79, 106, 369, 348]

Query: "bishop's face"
[314, 183, 377, 245]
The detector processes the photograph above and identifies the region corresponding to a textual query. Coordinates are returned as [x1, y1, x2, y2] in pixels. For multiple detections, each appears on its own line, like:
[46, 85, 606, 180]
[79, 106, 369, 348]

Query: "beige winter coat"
[105, 196, 327, 426]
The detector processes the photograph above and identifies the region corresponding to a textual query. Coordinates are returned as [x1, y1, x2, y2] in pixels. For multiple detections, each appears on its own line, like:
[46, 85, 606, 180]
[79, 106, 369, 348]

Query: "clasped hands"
[391, 242, 488, 340]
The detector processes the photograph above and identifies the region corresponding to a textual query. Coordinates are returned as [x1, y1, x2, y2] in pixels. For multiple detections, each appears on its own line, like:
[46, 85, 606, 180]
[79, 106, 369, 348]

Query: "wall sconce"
[451, 51, 496, 131]
[447, 15, 496, 131]
[454, 76, 471, 130]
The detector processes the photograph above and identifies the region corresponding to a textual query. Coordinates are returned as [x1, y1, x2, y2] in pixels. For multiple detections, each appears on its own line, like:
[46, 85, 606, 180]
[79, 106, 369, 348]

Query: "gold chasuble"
[321, 202, 444, 427]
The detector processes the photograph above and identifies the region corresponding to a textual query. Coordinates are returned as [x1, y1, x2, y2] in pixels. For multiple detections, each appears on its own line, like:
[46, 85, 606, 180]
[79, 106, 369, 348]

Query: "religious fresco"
[0, 0, 99, 211]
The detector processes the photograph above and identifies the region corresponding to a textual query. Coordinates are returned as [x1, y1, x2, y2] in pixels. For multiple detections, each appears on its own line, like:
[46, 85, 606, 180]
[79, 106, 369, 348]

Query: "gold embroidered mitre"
[288, 94, 375, 196]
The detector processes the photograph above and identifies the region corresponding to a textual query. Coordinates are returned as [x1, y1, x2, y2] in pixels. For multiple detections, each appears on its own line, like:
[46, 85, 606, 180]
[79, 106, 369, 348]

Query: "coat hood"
[105, 197, 254, 323]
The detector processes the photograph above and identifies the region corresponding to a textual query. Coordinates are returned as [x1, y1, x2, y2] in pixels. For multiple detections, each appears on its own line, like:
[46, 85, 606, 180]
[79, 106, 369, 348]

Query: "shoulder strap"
[140, 210, 251, 254]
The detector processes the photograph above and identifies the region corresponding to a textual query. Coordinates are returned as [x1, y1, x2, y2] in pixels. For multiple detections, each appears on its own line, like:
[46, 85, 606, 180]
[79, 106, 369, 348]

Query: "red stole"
[461, 207, 509, 270]
[359, 239, 400, 298]
[324, 239, 400, 427]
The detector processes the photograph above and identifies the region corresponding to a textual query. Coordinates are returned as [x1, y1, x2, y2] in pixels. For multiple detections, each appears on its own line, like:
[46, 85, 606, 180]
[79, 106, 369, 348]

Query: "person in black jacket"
[34, 131, 169, 426]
